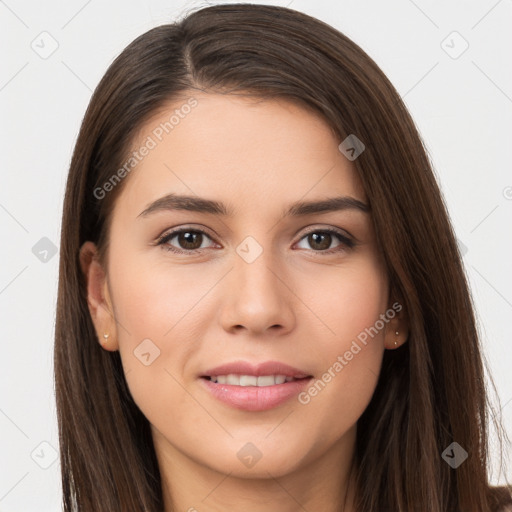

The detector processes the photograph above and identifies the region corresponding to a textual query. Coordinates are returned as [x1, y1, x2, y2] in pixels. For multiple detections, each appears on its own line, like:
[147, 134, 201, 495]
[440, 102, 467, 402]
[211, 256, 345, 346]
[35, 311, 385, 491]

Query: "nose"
[218, 246, 296, 337]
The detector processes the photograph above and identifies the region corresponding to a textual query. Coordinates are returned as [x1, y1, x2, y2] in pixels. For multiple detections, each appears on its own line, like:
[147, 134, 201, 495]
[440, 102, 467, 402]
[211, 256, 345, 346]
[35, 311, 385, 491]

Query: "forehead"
[113, 92, 366, 220]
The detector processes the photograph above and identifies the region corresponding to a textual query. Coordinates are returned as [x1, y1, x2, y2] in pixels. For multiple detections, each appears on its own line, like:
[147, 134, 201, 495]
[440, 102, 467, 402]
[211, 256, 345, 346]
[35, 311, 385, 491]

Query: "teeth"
[240, 375, 258, 386]
[257, 375, 276, 386]
[208, 374, 295, 386]
[226, 374, 239, 385]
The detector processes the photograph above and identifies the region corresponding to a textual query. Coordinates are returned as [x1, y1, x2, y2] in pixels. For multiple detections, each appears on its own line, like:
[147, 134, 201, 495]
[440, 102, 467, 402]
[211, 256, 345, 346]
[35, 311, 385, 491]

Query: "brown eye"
[157, 228, 216, 254]
[295, 228, 355, 253]
[176, 231, 204, 250]
[307, 232, 332, 251]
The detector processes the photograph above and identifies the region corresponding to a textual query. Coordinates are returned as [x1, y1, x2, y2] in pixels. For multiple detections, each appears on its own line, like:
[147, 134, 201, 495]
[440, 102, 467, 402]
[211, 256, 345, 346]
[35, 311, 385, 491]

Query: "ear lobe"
[385, 291, 409, 349]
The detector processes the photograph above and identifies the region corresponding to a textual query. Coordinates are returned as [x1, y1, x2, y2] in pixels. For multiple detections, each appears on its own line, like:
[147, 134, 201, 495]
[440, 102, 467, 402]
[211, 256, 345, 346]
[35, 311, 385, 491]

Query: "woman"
[54, 3, 512, 511]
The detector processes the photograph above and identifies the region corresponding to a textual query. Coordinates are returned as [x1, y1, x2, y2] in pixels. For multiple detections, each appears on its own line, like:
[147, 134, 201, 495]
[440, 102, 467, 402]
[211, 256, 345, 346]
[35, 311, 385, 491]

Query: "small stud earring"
[102, 333, 109, 344]
[394, 330, 399, 347]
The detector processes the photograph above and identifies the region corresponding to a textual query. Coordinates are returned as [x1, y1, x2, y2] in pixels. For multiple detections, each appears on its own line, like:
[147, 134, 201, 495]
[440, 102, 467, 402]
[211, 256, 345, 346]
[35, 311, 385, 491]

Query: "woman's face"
[83, 92, 402, 482]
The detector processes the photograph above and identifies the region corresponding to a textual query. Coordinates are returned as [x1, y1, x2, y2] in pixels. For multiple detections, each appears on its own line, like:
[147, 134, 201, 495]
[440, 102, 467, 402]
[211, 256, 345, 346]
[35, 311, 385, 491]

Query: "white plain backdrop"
[1, 0, 511, 510]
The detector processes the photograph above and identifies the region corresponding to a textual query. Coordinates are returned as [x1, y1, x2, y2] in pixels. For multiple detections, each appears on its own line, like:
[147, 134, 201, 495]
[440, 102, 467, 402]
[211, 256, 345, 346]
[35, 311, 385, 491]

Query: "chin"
[198, 440, 309, 479]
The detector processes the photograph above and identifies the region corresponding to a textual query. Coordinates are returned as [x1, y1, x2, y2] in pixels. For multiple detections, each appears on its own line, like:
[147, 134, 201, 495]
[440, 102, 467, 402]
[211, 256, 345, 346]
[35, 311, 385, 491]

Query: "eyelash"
[155, 226, 356, 255]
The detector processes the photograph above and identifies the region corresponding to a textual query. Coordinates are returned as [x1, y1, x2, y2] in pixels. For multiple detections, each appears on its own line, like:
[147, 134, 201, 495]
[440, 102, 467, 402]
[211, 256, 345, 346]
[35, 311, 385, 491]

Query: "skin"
[80, 92, 409, 512]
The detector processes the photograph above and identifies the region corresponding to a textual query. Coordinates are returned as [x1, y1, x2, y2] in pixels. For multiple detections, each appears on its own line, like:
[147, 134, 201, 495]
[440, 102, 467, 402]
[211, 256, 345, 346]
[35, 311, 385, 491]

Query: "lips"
[199, 360, 313, 411]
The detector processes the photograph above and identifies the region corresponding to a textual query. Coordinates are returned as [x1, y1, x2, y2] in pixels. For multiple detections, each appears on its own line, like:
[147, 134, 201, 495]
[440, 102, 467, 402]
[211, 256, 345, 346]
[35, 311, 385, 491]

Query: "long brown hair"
[55, 3, 511, 510]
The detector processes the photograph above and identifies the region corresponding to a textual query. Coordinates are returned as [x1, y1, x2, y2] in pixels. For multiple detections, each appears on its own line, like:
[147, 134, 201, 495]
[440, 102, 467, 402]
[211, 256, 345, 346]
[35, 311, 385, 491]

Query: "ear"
[384, 293, 409, 350]
[79, 241, 119, 351]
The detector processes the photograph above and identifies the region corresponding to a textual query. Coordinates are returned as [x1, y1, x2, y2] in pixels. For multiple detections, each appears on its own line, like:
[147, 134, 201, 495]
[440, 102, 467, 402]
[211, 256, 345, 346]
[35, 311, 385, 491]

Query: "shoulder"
[491, 486, 512, 512]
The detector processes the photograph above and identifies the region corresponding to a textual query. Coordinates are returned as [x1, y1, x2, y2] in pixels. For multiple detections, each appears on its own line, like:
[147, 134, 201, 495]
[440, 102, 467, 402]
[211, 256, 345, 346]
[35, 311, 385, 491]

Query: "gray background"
[1, 0, 511, 509]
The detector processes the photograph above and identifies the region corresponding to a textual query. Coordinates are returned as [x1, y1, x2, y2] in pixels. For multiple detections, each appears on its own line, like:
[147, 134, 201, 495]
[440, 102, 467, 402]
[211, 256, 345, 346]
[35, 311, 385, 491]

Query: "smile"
[205, 374, 301, 386]
[200, 375, 313, 411]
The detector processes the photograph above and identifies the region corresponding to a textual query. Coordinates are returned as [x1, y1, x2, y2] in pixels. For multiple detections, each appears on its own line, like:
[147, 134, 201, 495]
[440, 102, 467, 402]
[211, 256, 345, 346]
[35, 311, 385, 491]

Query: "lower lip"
[200, 377, 313, 411]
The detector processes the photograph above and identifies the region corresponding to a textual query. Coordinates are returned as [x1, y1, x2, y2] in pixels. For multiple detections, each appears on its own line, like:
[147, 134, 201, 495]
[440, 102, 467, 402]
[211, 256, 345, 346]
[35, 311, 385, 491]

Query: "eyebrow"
[137, 193, 370, 219]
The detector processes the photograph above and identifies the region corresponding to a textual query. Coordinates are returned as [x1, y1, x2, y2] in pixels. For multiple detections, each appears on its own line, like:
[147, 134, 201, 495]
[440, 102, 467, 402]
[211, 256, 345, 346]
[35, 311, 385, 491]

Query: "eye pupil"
[309, 232, 331, 250]
[179, 231, 202, 249]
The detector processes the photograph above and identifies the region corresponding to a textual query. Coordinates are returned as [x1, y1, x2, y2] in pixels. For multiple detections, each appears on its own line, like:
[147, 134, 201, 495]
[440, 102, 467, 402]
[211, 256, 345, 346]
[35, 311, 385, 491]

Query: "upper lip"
[200, 360, 312, 379]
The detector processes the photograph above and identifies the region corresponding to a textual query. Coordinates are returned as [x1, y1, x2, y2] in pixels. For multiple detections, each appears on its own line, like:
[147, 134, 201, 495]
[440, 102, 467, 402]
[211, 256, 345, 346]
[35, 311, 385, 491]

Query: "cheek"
[304, 255, 388, 350]
[106, 250, 222, 411]
[297, 256, 388, 415]
[108, 249, 218, 341]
